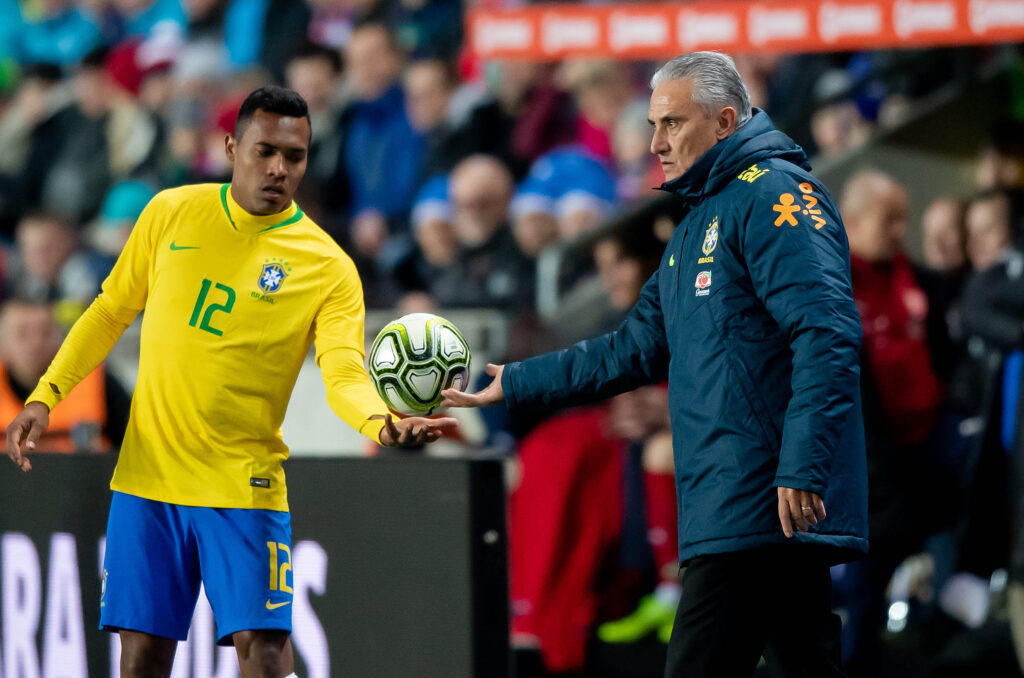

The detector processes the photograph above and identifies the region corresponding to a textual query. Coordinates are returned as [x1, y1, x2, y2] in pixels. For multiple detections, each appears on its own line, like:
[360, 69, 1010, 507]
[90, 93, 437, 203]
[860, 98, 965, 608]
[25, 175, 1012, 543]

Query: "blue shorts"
[100, 491, 293, 645]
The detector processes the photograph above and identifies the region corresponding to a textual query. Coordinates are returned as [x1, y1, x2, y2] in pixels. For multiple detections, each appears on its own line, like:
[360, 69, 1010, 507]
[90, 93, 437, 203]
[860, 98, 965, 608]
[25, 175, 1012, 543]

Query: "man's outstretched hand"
[6, 402, 50, 472]
[375, 413, 458, 448]
[441, 363, 505, 409]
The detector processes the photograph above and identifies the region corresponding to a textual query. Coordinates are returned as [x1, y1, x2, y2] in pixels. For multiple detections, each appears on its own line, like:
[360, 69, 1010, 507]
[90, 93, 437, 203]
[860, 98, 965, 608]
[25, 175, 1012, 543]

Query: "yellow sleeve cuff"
[358, 416, 387, 447]
[27, 379, 61, 411]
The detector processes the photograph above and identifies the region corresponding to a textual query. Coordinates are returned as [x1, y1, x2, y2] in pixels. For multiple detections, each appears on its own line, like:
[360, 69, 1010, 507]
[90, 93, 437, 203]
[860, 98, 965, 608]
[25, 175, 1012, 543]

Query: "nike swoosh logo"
[265, 599, 291, 610]
[170, 241, 200, 251]
[669, 254, 675, 267]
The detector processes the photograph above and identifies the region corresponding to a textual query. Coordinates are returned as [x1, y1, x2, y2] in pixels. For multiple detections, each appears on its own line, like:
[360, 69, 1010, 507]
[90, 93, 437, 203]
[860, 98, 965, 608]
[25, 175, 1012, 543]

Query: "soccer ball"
[368, 313, 471, 415]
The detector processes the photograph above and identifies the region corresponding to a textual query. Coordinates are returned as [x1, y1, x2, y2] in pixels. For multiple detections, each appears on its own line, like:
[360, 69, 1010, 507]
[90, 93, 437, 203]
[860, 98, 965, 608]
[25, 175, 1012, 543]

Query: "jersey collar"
[220, 183, 304, 235]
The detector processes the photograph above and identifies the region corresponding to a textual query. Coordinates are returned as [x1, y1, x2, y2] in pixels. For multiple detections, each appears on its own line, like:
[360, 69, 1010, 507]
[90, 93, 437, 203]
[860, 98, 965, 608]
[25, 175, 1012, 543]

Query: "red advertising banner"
[467, 0, 1024, 60]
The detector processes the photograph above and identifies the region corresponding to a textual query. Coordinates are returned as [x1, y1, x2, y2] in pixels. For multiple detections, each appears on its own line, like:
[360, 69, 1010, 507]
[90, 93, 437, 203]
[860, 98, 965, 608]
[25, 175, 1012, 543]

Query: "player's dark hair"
[234, 86, 310, 140]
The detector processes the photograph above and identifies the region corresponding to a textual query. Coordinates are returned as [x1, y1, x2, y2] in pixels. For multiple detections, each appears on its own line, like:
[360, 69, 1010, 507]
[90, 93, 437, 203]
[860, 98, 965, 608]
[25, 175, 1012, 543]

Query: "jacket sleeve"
[502, 271, 670, 412]
[741, 175, 862, 495]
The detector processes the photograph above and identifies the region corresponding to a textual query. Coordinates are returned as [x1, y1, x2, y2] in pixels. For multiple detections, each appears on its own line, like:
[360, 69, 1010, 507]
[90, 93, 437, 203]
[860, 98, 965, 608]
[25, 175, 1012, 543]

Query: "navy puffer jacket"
[502, 110, 868, 564]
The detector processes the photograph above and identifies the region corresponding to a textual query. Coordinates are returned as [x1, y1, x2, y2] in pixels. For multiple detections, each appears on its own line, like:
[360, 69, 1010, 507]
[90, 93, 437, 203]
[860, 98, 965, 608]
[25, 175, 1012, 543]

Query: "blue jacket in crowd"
[503, 110, 868, 564]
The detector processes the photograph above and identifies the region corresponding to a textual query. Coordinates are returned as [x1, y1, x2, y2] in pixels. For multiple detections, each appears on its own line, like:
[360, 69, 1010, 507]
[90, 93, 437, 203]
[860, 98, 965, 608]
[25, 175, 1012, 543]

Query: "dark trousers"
[665, 546, 845, 678]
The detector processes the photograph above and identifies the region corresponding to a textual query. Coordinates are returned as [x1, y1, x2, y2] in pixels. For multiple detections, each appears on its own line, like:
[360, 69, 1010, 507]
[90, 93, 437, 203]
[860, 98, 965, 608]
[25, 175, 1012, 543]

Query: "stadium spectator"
[612, 98, 660, 204]
[387, 0, 463, 58]
[514, 147, 617, 250]
[0, 298, 129, 452]
[559, 59, 632, 163]
[510, 177, 558, 260]
[840, 169, 951, 678]
[954, 188, 1024, 668]
[6, 211, 78, 304]
[976, 121, 1024, 190]
[284, 42, 345, 207]
[591, 230, 677, 647]
[8, 0, 103, 67]
[409, 173, 455, 271]
[60, 179, 158, 307]
[494, 61, 576, 173]
[810, 69, 872, 159]
[403, 56, 515, 180]
[0, 62, 71, 233]
[285, 42, 344, 150]
[328, 21, 423, 260]
[108, 0, 188, 45]
[967, 189, 1015, 272]
[420, 155, 531, 310]
[959, 190, 1024, 352]
[508, 406, 624, 675]
[922, 196, 968, 274]
[26, 48, 159, 221]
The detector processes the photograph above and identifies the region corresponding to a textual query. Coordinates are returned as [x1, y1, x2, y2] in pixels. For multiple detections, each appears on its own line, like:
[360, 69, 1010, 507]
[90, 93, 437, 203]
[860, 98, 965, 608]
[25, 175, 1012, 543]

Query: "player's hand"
[5, 402, 50, 472]
[375, 413, 458, 448]
[777, 487, 826, 538]
[441, 363, 504, 408]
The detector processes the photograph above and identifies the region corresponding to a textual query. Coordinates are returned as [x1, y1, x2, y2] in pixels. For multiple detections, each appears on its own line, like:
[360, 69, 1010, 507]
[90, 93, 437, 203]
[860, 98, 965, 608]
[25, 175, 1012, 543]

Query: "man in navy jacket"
[444, 52, 867, 677]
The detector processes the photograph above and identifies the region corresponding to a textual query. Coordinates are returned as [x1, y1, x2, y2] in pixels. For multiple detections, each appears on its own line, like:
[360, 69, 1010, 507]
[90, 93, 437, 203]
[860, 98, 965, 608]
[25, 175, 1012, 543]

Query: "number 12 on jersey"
[267, 541, 293, 593]
[189, 278, 236, 336]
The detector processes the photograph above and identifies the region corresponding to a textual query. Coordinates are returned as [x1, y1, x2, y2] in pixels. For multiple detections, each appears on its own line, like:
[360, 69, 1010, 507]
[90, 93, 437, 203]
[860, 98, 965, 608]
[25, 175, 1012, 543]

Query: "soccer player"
[4, 86, 454, 678]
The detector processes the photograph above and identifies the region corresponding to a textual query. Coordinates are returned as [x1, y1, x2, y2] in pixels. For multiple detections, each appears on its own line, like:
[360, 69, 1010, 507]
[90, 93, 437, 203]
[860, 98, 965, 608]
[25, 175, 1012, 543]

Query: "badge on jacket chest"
[695, 270, 712, 296]
[699, 218, 719, 265]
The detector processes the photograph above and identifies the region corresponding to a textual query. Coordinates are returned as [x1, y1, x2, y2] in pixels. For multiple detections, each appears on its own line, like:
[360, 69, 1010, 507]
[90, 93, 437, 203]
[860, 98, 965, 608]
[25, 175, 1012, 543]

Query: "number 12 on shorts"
[267, 541, 293, 593]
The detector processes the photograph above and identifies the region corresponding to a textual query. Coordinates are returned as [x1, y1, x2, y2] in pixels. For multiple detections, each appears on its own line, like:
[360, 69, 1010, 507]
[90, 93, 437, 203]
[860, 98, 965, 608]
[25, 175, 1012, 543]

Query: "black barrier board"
[0, 455, 509, 678]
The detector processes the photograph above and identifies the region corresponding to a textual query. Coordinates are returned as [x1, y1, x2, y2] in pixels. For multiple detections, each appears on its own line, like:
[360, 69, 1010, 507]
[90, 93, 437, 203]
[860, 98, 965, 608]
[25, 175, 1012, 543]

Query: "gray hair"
[650, 52, 752, 129]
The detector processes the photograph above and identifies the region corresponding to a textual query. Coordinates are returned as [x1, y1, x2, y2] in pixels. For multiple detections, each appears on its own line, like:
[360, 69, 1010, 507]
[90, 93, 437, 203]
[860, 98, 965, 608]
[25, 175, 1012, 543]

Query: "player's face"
[649, 77, 736, 183]
[226, 109, 310, 215]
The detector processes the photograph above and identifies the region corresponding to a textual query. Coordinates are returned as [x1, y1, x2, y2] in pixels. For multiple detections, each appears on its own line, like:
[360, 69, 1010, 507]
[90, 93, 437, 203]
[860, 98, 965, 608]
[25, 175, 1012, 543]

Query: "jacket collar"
[659, 109, 810, 204]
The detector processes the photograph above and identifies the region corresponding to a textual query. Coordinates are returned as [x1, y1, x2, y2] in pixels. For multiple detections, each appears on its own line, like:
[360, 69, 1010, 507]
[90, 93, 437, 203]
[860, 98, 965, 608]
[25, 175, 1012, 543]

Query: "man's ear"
[225, 134, 236, 164]
[716, 107, 738, 140]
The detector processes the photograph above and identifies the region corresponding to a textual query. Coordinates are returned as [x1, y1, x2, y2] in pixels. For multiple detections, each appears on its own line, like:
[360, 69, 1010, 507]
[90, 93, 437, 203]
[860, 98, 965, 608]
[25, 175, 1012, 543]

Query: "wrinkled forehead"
[648, 78, 698, 116]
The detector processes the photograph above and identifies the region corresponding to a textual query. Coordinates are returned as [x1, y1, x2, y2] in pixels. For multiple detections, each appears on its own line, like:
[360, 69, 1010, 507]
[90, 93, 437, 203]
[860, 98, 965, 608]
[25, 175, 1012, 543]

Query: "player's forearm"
[319, 347, 389, 444]
[28, 294, 138, 410]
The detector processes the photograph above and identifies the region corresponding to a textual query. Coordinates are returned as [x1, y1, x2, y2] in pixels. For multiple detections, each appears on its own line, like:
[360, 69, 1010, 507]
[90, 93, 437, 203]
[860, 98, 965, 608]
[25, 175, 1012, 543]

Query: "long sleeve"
[741, 176, 862, 494]
[28, 188, 159, 409]
[313, 253, 389, 443]
[502, 271, 669, 412]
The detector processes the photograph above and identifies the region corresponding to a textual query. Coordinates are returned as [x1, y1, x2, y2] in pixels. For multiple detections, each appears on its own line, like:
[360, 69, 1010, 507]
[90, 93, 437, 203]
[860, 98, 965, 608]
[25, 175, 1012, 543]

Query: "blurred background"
[2, 0, 1024, 676]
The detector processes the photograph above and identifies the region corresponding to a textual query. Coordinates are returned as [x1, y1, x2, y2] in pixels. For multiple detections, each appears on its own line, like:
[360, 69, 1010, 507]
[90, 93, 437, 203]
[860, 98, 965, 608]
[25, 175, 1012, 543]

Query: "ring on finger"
[801, 506, 813, 513]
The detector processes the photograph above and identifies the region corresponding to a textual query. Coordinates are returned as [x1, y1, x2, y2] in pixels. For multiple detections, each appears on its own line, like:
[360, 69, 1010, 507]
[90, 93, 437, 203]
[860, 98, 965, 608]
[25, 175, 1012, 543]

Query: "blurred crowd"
[0, 0, 988, 316]
[4, 1, 1024, 678]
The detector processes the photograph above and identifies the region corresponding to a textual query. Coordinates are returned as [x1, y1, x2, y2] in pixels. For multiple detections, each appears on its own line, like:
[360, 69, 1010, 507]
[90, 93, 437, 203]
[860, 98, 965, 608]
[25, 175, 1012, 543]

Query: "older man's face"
[648, 77, 729, 182]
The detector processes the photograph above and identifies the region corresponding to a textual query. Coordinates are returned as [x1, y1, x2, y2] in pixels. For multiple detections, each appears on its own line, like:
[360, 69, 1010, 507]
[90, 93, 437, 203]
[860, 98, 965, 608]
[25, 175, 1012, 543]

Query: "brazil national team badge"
[258, 258, 292, 294]
[702, 218, 719, 256]
[695, 270, 712, 297]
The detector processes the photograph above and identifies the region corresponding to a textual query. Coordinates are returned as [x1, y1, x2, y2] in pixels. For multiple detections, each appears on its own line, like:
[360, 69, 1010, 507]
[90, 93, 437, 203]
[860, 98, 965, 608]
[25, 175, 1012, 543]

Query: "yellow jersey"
[29, 183, 389, 510]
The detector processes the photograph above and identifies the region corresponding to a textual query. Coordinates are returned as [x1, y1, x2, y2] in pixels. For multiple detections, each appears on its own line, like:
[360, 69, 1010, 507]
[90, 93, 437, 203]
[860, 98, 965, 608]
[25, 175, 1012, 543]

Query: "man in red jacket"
[840, 169, 947, 677]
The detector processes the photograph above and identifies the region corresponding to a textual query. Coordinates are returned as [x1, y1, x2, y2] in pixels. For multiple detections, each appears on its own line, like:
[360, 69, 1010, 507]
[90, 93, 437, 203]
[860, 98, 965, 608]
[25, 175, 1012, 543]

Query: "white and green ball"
[368, 313, 471, 415]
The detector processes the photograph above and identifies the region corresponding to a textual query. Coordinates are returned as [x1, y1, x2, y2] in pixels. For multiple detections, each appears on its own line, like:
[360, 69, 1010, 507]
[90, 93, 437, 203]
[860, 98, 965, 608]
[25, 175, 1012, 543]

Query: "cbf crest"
[698, 217, 719, 265]
[702, 217, 719, 256]
[258, 258, 292, 294]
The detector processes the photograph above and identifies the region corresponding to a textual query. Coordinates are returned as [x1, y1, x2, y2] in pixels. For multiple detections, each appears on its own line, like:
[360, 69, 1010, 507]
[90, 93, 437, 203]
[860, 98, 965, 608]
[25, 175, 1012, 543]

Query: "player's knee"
[119, 631, 176, 678]
[234, 630, 292, 678]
